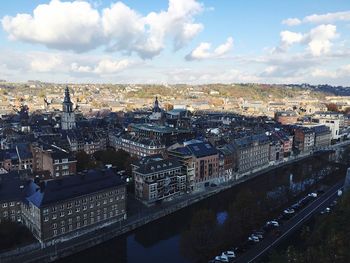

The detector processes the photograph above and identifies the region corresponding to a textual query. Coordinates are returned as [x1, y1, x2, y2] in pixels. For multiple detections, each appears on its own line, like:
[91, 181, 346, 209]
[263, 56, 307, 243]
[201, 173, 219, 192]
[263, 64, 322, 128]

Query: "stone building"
[233, 134, 270, 174]
[132, 156, 185, 205]
[32, 144, 77, 179]
[110, 133, 166, 158]
[21, 169, 126, 244]
[293, 127, 315, 153]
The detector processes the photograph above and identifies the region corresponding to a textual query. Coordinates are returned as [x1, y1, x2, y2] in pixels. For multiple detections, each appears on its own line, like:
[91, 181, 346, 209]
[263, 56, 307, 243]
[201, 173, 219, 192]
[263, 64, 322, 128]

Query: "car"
[320, 207, 331, 214]
[283, 208, 295, 214]
[308, 192, 318, 198]
[215, 255, 229, 262]
[253, 231, 264, 239]
[266, 220, 279, 227]
[222, 251, 236, 259]
[210, 183, 218, 187]
[248, 234, 260, 242]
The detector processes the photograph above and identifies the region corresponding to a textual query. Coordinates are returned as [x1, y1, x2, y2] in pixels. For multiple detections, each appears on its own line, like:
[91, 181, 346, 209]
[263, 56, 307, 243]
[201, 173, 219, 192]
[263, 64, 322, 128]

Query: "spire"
[64, 86, 71, 103]
[153, 96, 161, 112]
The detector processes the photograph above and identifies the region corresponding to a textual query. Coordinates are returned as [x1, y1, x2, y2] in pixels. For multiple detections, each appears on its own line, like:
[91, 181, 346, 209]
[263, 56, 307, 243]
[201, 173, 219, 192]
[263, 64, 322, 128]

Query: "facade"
[61, 87, 76, 130]
[132, 156, 185, 205]
[110, 133, 166, 158]
[0, 171, 26, 223]
[293, 127, 315, 153]
[275, 111, 298, 125]
[312, 125, 331, 149]
[312, 118, 340, 140]
[22, 169, 126, 244]
[233, 134, 270, 174]
[169, 142, 219, 190]
[32, 144, 77, 179]
[0, 144, 33, 171]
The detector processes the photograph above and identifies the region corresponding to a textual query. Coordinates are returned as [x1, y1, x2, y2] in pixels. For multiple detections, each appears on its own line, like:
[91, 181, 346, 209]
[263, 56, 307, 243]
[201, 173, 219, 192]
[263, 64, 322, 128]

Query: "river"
[58, 148, 348, 263]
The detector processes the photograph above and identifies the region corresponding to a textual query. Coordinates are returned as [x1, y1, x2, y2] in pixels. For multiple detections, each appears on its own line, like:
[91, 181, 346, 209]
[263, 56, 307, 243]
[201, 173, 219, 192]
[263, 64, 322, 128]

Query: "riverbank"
[1, 141, 350, 263]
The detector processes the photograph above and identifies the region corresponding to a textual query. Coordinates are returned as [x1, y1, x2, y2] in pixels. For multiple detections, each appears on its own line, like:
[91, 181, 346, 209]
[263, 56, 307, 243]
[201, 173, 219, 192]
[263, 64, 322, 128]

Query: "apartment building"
[132, 156, 185, 205]
[233, 134, 270, 174]
[21, 169, 126, 245]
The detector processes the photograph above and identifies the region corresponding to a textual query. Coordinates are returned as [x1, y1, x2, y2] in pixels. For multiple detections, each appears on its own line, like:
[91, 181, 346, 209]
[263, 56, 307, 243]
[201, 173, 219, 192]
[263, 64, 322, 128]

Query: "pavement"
[235, 180, 344, 263]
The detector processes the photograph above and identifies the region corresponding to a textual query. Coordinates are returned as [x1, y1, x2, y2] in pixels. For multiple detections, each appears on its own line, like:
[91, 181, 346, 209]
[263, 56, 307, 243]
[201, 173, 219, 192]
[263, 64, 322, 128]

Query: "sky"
[1, 0, 350, 85]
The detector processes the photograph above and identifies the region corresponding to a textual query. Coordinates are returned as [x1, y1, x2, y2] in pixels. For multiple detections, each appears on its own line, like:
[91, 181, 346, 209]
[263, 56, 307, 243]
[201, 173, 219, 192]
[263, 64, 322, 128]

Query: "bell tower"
[61, 86, 76, 130]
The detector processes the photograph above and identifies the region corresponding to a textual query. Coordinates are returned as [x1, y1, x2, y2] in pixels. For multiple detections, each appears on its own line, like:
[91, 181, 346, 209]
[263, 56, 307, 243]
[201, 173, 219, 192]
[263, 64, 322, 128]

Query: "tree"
[326, 103, 339, 112]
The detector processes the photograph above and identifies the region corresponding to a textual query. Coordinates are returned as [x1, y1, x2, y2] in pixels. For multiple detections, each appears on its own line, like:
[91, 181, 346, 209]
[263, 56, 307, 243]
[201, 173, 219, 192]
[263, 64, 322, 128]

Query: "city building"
[0, 171, 27, 223]
[169, 141, 219, 190]
[293, 127, 315, 153]
[110, 133, 166, 158]
[32, 144, 77, 179]
[233, 134, 270, 174]
[21, 169, 127, 245]
[132, 156, 185, 205]
[274, 111, 298, 125]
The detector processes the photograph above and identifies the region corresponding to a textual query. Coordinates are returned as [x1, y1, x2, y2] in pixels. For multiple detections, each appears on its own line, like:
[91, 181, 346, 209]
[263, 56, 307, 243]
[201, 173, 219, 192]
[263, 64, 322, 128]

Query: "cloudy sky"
[1, 0, 350, 85]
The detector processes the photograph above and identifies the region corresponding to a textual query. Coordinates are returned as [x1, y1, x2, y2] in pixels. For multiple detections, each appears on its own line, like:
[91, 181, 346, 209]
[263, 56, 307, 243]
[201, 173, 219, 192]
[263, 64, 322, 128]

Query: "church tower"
[61, 86, 76, 130]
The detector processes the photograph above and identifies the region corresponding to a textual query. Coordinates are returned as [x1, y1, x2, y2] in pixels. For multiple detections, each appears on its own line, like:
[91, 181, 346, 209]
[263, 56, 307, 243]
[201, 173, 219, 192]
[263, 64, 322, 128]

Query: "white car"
[215, 254, 229, 262]
[266, 220, 279, 227]
[222, 251, 236, 259]
[308, 192, 318, 198]
[284, 208, 295, 214]
[248, 235, 260, 242]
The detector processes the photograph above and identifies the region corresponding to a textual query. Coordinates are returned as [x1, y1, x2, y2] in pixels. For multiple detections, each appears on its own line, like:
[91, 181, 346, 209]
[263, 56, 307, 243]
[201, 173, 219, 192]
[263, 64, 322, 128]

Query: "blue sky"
[1, 0, 350, 85]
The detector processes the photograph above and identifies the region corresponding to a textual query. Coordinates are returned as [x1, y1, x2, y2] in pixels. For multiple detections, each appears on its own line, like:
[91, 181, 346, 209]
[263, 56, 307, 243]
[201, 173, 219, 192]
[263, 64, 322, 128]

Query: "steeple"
[62, 86, 73, 113]
[153, 96, 161, 113]
[61, 86, 76, 130]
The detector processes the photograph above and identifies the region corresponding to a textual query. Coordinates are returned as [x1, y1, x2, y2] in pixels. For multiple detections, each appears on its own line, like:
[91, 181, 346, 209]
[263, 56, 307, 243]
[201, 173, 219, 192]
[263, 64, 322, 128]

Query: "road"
[236, 180, 344, 263]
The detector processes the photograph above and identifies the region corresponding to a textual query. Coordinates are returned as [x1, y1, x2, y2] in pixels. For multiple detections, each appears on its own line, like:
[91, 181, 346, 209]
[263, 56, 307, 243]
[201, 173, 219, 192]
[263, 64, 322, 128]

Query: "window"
[52, 214, 57, 220]
[44, 216, 49, 222]
[2, 203, 7, 208]
[68, 210, 72, 215]
[61, 221, 65, 226]
[83, 205, 87, 211]
[75, 207, 80, 213]
[60, 212, 65, 217]
[53, 230, 57, 236]
[10, 202, 15, 207]
[52, 223, 57, 229]
[76, 222, 80, 228]
[61, 227, 65, 234]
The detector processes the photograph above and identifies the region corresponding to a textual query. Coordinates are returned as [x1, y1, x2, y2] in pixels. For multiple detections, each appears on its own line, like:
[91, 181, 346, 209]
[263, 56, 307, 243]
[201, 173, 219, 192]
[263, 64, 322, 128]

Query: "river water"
[59, 149, 348, 263]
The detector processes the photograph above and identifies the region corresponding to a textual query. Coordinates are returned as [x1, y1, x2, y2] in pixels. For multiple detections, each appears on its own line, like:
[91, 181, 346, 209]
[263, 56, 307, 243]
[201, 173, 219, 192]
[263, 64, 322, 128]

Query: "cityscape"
[1, 1, 350, 263]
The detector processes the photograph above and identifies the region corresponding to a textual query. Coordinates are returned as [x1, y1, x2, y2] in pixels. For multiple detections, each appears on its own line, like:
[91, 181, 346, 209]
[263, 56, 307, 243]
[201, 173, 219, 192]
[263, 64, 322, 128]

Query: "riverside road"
[236, 180, 344, 263]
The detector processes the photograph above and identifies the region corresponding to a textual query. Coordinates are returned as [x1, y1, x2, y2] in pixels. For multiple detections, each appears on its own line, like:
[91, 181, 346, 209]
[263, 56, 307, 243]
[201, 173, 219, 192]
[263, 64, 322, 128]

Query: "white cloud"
[283, 11, 350, 26]
[282, 18, 301, 26]
[29, 53, 63, 72]
[275, 24, 338, 56]
[71, 59, 132, 75]
[185, 37, 233, 60]
[306, 24, 338, 56]
[2, 0, 204, 58]
[2, 0, 103, 52]
[279, 31, 303, 50]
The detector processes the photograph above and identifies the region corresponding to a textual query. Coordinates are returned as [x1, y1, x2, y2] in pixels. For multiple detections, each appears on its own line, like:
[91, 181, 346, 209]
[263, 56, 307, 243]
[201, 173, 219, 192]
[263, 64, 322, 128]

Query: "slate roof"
[186, 142, 218, 158]
[26, 169, 124, 208]
[134, 158, 181, 175]
[0, 171, 29, 202]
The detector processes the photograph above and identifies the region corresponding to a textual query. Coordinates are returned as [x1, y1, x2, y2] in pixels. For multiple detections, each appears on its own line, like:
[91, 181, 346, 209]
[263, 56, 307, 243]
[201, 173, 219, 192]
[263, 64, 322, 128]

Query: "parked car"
[222, 251, 236, 259]
[265, 220, 279, 228]
[215, 254, 229, 262]
[248, 234, 260, 243]
[253, 231, 264, 239]
[283, 208, 295, 214]
[320, 207, 331, 214]
[308, 192, 318, 198]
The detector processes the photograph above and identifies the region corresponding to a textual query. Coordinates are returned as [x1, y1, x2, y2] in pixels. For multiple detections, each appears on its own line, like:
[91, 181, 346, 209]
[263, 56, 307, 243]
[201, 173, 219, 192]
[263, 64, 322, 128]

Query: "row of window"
[52, 210, 123, 236]
[43, 191, 125, 214]
[1, 202, 17, 208]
